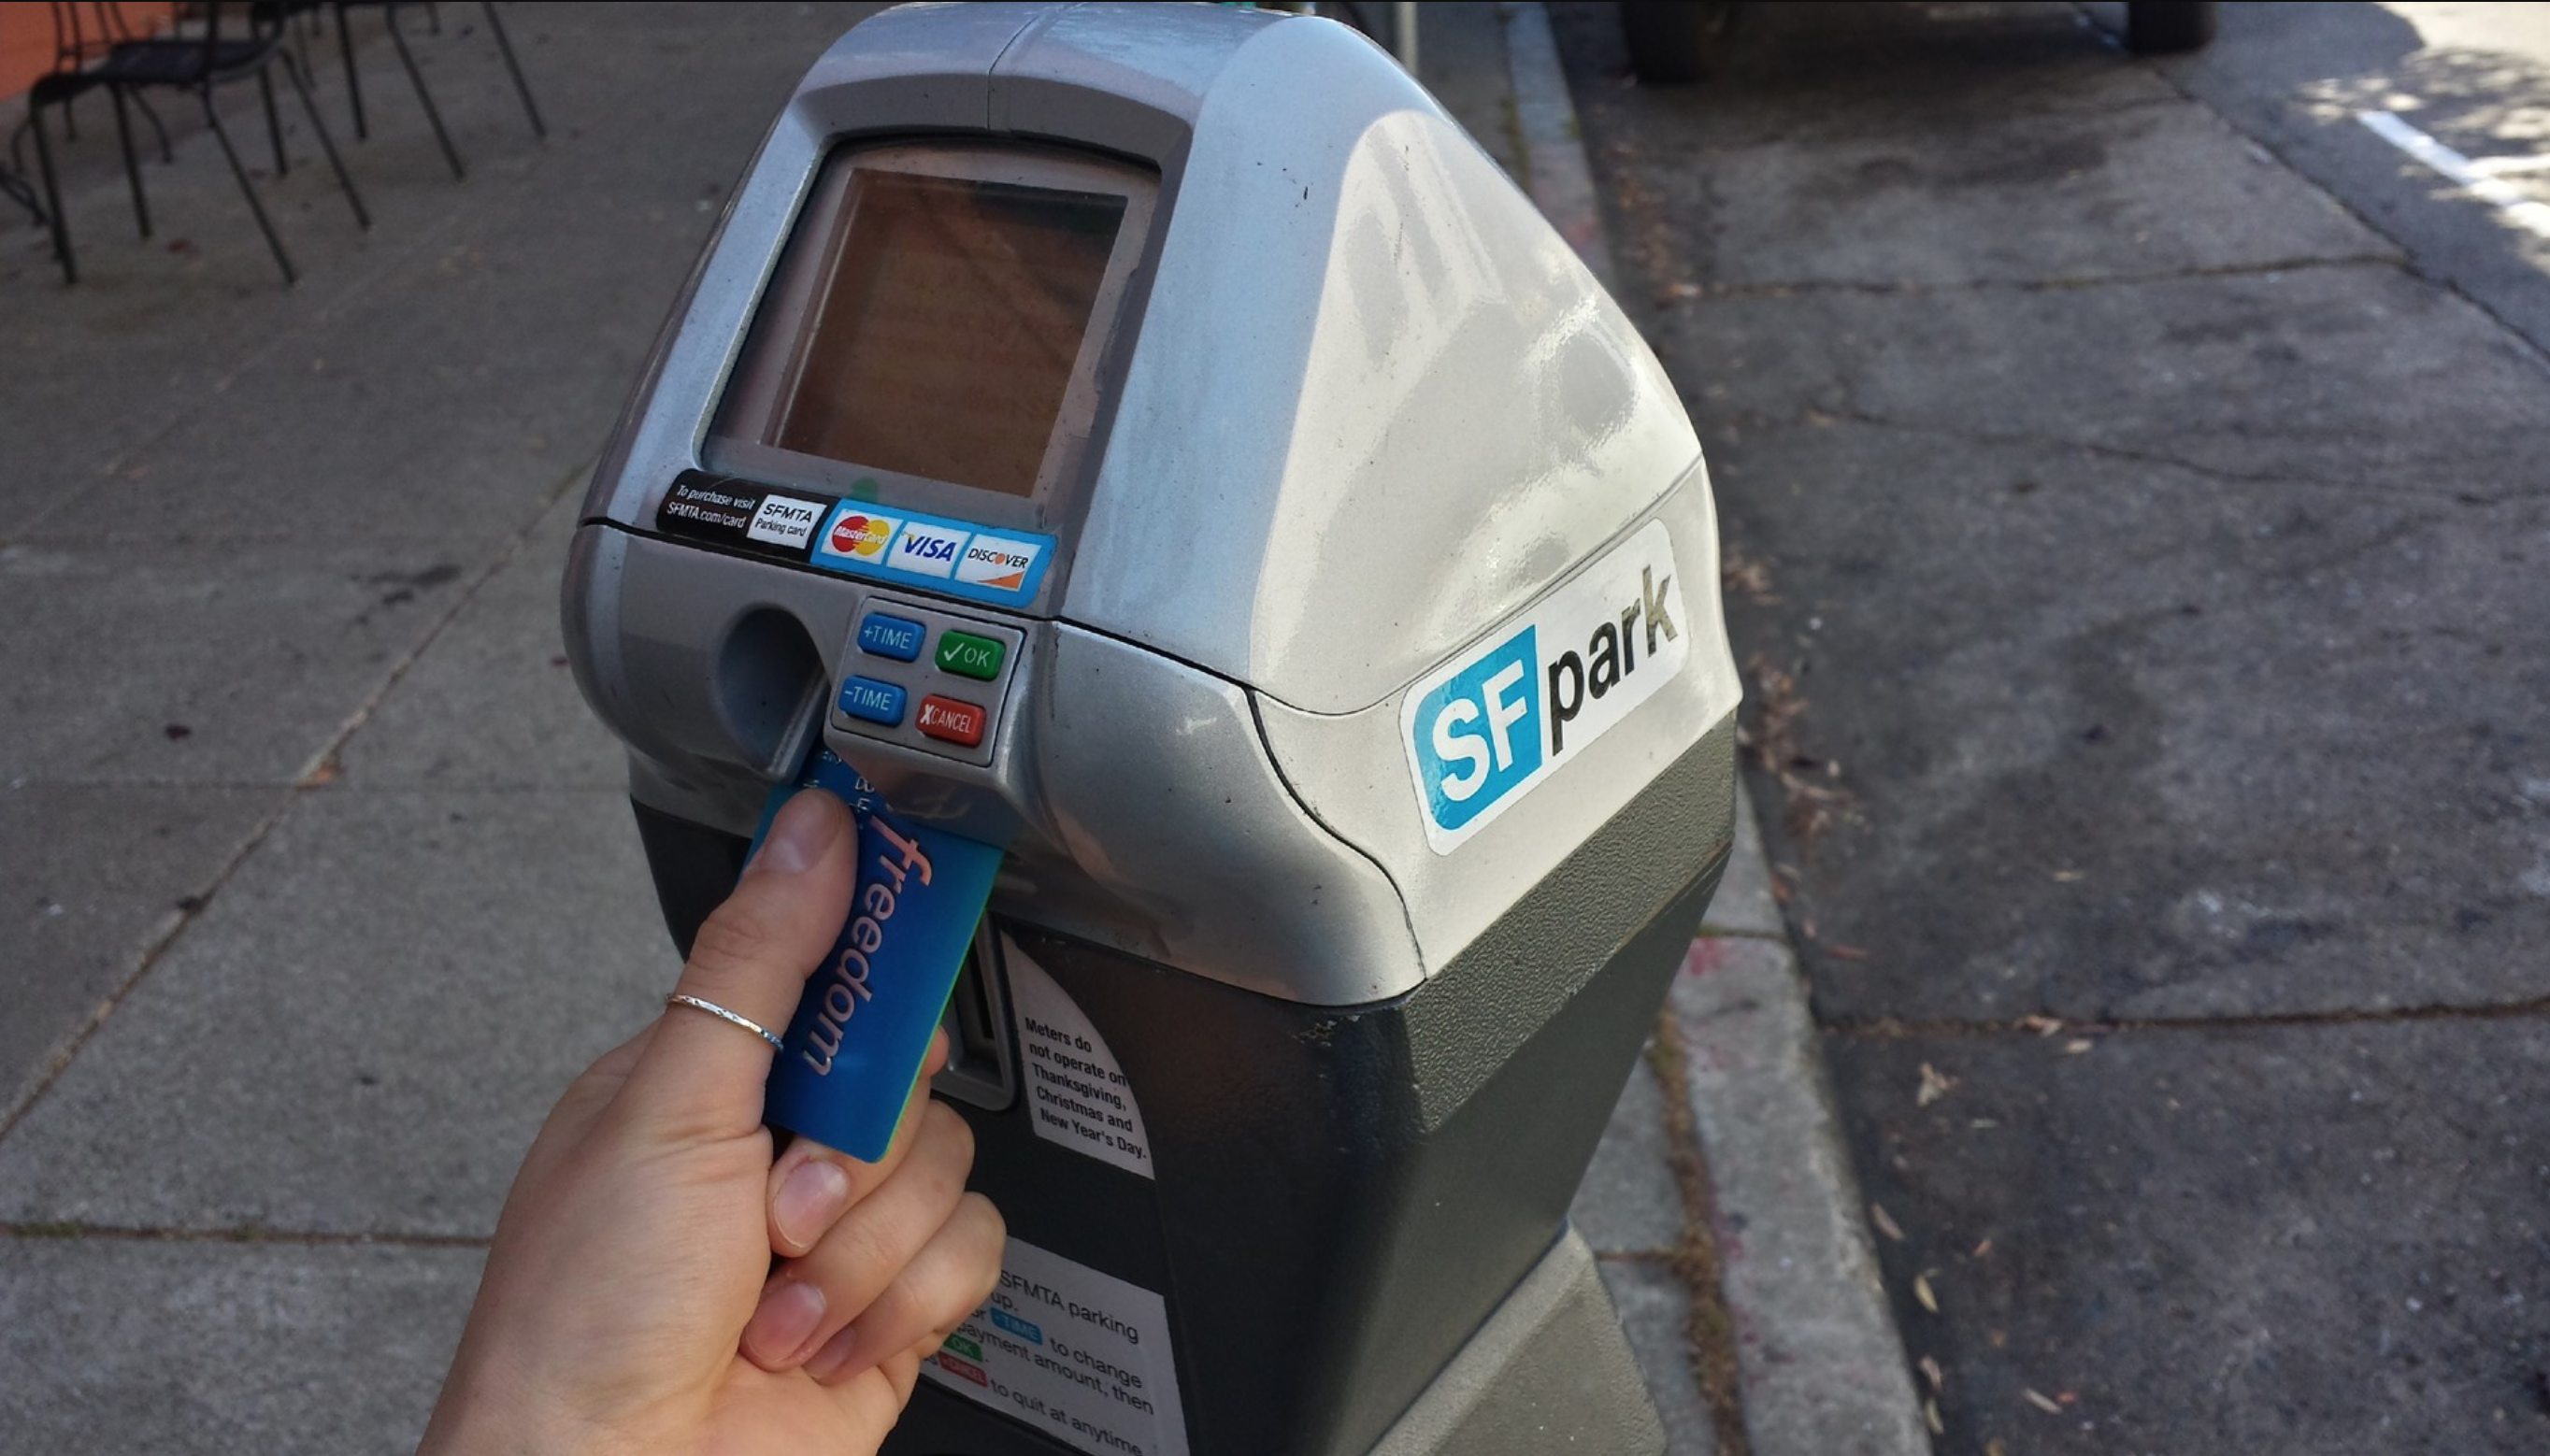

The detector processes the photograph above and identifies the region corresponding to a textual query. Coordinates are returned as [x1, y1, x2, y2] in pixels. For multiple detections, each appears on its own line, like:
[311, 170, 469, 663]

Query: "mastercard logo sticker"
[826, 509, 900, 561]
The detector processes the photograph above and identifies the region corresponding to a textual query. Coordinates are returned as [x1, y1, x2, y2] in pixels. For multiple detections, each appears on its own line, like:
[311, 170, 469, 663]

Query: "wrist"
[417, 1350, 584, 1456]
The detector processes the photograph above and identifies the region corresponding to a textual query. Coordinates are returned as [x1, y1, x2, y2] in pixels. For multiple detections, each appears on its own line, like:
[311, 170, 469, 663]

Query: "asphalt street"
[1553, 2, 2550, 1452]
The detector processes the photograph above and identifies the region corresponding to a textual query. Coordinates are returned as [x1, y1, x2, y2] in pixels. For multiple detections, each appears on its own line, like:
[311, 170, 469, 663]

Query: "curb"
[1500, 7, 1933, 1453]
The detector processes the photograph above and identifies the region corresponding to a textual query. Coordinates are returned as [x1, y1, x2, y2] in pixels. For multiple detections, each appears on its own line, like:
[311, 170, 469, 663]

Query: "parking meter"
[563, 5, 1743, 1453]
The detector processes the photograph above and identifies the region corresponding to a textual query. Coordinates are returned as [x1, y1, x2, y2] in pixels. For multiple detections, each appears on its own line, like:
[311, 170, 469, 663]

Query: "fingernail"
[743, 1278, 826, 1365]
[772, 1158, 851, 1252]
[803, 1321, 862, 1383]
[751, 792, 840, 878]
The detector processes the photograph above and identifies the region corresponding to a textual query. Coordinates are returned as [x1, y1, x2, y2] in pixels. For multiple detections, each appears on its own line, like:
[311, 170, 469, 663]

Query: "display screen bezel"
[705, 141, 1160, 545]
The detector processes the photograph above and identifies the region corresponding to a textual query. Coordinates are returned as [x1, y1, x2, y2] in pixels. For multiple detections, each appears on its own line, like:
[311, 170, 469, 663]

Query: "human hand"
[419, 789, 1005, 1456]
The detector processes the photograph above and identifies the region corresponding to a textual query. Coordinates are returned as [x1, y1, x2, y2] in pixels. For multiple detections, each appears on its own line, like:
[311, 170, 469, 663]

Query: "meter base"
[1365, 1225, 1665, 1456]
[887, 1226, 1662, 1456]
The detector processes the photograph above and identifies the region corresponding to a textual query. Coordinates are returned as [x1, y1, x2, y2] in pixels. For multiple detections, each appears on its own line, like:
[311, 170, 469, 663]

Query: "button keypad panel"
[828, 592, 1024, 767]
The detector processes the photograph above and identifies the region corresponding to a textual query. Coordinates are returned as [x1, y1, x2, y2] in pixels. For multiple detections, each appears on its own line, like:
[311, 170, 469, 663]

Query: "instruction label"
[1400, 521, 1688, 854]
[1005, 939, 1153, 1179]
[924, 1237, 1189, 1456]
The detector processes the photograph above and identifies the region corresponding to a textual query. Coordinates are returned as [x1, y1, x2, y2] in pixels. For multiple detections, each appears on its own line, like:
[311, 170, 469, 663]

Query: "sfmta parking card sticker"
[754, 749, 1004, 1163]
[1401, 521, 1688, 854]
[809, 493, 1054, 607]
[654, 471, 830, 560]
[923, 1236, 1190, 1456]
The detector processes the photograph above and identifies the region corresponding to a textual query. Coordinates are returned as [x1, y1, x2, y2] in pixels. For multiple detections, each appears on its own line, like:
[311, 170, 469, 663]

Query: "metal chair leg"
[385, 3, 464, 179]
[202, 91, 296, 285]
[133, 92, 174, 164]
[288, 1, 314, 75]
[336, 0, 368, 139]
[110, 88, 151, 239]
[481, 3, 545, 138]
[281, 52, 370, 230]
[31, 107, 79, 283]
[0, 167, 44, 227]
[258, 67, 288, 177]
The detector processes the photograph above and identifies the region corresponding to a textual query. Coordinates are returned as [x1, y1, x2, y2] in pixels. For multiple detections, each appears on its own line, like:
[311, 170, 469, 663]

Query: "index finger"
[623, 789, 858, 1141]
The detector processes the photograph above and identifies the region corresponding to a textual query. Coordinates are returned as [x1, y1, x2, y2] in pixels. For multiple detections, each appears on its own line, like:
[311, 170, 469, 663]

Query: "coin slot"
[715, 607, 826, 778]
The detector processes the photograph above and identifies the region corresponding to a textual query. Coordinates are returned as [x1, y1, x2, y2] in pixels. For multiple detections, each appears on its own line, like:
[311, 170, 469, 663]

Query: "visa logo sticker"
[890, 521, 968, 578]
[1401, 521, 1688, 854]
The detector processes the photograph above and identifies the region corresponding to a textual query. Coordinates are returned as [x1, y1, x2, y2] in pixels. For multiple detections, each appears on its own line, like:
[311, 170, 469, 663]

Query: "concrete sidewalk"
[0, 6, 1912, 1452]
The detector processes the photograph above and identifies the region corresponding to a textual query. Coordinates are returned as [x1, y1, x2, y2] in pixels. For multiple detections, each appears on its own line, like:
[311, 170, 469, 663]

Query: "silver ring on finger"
[665, 992, 786, 1051]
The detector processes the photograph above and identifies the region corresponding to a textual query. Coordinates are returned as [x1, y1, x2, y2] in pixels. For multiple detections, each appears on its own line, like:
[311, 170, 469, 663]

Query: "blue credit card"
[749, 746, 1004, 1162]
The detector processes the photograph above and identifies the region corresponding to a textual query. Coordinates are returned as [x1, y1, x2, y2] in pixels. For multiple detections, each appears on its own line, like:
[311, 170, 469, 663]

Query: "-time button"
[836, 676, 907, 726]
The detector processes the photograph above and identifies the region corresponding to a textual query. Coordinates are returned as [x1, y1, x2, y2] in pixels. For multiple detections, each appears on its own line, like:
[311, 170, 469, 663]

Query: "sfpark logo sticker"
[1401, 521, 1688, 854]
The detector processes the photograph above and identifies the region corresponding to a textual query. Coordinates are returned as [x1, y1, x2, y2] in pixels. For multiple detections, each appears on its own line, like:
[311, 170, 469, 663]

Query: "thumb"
[622, 789, 858, 1141]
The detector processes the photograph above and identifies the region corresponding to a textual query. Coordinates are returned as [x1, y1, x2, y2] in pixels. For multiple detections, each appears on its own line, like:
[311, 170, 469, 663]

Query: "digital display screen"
[724, 170, 1127, 499]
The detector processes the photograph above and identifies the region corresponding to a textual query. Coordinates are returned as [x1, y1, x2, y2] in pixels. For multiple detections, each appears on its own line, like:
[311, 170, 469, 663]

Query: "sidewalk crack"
[1825, 992, 2550, 1039]
[0, 461, 593, 1147]
[1646, 1011, 1754, 1456]
[1675, 252, 2406, 303]
[3, 1220, 490, 1249]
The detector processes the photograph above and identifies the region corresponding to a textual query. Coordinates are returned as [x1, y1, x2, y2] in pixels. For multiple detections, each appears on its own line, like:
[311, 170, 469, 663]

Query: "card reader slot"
[933, 918, 1017, 1113]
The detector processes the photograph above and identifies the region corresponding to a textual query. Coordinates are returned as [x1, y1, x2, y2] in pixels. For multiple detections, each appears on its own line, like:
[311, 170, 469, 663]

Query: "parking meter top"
[565, 0, 1741, 1006]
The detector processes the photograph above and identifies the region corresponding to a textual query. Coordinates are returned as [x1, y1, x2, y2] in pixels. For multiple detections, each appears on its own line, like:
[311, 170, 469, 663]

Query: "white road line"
[2467, 152, 2550, 178]
[2357, 108, 2550, 240]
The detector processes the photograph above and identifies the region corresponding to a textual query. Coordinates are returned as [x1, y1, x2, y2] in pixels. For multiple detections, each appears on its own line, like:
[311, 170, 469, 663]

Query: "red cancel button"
[915, 694, 986, 749]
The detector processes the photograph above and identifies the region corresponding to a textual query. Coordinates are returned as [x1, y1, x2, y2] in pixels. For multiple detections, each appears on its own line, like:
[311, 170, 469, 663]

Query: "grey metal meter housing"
[564, 5, 1743, 1454]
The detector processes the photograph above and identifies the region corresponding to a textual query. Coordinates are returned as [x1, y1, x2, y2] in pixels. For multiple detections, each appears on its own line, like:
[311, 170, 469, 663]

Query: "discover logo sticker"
[955, 536, 1041, 592]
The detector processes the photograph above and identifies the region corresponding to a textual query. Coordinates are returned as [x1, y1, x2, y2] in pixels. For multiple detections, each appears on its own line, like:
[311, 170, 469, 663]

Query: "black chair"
[333, 1, 544, 180]
[26, 1, 371, 286]
[8, 6, 176, 189]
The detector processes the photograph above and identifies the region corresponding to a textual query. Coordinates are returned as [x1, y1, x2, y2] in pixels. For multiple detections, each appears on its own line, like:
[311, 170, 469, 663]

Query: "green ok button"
[934, 629, 1006, 680]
